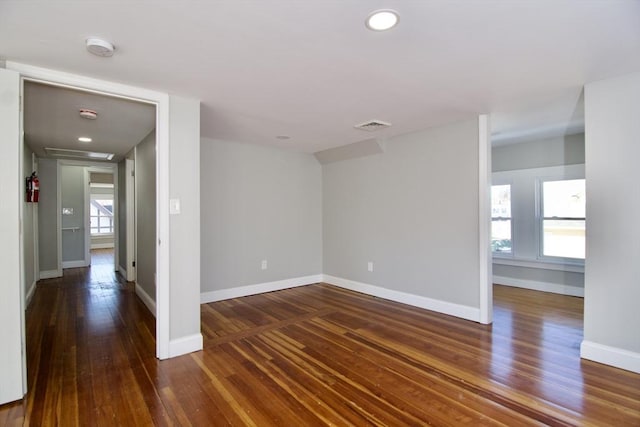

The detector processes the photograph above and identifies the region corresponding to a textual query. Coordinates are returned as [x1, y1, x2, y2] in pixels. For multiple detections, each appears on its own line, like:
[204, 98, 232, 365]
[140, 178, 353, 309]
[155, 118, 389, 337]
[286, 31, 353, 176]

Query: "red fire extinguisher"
[26, 172, 39, 203]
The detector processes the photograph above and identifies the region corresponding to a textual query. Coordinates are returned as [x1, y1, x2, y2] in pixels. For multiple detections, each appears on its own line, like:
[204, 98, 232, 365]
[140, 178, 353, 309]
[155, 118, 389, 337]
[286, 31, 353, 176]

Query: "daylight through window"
[491, 184, 512, 254]
[90, 198, 114, 235]
[541, 179, 585, 259]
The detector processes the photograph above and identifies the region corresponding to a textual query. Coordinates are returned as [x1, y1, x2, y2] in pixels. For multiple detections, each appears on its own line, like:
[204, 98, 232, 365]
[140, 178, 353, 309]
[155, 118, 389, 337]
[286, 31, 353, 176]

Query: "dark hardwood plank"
[1, 250, 639, 425]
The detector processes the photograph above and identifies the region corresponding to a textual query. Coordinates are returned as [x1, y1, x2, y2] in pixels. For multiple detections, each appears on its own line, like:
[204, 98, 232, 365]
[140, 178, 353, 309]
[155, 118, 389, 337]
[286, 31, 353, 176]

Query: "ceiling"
[2, 1, 640, 152]
[24, 81, 155, 162]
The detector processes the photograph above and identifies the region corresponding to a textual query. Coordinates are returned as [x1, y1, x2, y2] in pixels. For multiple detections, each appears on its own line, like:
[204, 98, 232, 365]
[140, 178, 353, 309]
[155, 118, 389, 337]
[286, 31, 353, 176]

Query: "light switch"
[169, 198, 181, 215]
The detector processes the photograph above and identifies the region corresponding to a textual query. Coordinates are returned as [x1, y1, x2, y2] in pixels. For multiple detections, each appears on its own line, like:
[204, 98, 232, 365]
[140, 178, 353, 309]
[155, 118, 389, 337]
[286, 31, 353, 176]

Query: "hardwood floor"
[1, 261, 639, 425]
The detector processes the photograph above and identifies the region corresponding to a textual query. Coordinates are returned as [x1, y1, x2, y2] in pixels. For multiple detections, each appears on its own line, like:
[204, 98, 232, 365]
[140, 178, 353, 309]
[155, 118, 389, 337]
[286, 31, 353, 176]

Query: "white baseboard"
[118, 265, 128, 279]
[62, 260, 89, 269]
[169, 333, 203, 358]
[200, 274, 323, 304]
[581, 340, 640, 374]
[323, 275, 481, 322]
[39, 269, 61, 279]
[91, 242, 114, 249]
[25, 281, 37, 307]
[493, 275, 584, 297]
[135, 282, 156, 317]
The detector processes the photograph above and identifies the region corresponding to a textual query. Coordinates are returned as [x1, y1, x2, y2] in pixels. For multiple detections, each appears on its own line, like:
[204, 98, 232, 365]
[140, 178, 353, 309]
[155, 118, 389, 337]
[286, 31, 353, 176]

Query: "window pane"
[492, 220, 512, 253]
[90, 217, 98, 228]
[543, 219, 585, 259]
[96, 199, 113, 213]
[491, 185, 511, 218]
[491, 185, 511, 254]
[543, 179, 585, 218]
[90, 205, 99, 216]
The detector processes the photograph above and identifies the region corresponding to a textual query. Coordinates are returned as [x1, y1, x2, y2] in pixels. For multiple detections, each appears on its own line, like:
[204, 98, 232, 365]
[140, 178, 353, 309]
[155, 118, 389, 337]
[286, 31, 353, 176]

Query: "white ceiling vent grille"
[354, 120, 392, 132]
[45, 147, 114, 161]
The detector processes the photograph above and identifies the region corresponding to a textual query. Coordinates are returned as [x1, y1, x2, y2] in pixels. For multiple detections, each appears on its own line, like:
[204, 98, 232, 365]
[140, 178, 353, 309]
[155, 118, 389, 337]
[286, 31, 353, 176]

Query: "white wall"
[323, 119, 483, 320]
[582, 72, 640, 373]
[168, 96, 202, 354]
[200, 138, 323, 300]
[492, 133, 585, 172]
[0, 67, 23, 404]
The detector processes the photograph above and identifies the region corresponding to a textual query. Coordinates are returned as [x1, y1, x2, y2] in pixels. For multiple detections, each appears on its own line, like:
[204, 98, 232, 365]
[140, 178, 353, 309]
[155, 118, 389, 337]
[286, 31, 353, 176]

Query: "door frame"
[125, 158, 136, 282]
[8, 61, 171, 360]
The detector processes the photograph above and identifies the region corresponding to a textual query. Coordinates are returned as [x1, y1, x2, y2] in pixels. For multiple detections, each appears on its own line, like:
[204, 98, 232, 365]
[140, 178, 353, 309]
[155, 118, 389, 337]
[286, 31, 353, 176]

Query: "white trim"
[83, 168, 91, 266]
[56, 160, 62, 274]
[135, 282, 156, 317]
[112, 164, 119, 274]
[168, 333, 203, 358]
[125, 159, 136, 282]
[493, 256, 584, 273]
[156, 94, 170, 360]
[25, 281, 36, 307]
[200, 275, 323, 304]
[90, 242, 115, 249]
[7, 61, 171, 360]
[581, 340, 640, 374]
[62, 260, 89, 269]
[39, 269, 61, 279]
[493, 276, 584, 297]
[6, 62, 163, 106]
[323, 275, 481, 322]
[478, 114, 492, 324]
[118, 265, 128, 279]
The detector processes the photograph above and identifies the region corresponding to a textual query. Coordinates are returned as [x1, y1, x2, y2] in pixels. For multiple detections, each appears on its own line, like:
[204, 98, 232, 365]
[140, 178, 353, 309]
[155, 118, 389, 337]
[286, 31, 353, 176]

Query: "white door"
[0, 68, 26, 404]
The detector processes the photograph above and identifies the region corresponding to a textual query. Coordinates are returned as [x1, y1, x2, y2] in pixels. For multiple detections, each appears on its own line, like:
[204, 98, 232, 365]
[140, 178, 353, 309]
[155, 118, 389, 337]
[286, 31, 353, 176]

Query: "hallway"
[11, 250, 162, 425]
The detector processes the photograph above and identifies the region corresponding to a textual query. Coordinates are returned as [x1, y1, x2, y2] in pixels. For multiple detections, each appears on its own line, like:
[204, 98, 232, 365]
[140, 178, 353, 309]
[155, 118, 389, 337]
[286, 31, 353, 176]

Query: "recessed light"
[366, 9, 399, 31]
[78, 137, 92, 143]
[276, 135, 291, 140]
[86, 38, 115, 57]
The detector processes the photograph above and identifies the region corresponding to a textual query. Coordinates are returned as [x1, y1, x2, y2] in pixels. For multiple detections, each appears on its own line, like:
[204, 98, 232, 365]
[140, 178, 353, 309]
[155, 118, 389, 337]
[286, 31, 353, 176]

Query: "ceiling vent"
[354, 120, 392, 132]
[45, 147, 114, 161]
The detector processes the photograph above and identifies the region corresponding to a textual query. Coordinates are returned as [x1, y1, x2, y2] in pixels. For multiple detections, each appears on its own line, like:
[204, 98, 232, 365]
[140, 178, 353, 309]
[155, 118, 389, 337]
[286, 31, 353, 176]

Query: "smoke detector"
[86, 38, 115, 57]
[79, 109, 98, 120]
[354, 120, 392, 132]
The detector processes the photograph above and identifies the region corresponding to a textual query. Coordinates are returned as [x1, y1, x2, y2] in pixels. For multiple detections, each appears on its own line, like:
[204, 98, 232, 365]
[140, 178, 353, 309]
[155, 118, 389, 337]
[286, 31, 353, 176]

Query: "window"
[540, 179, 585, 259]
[491, 184, 512, 254]
[90, 198, 114, 235]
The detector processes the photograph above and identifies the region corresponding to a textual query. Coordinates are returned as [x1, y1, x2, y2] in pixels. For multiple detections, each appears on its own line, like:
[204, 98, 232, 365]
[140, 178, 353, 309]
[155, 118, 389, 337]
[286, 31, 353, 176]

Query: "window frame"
[536, 177, 586, 263]
[90, 197, 114, 236]
[491, 181, 514, 258]
[491, 164, 585, 270]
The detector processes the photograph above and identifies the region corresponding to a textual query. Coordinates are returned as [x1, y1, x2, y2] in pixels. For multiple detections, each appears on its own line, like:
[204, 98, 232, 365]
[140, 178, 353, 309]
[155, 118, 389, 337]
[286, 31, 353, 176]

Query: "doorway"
[20, 77, 159, 397]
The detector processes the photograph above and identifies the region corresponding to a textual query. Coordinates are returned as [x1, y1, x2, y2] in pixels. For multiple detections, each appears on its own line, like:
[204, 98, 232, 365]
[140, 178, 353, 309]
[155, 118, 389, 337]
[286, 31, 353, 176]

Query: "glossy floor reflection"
[1, 271, 639, 425]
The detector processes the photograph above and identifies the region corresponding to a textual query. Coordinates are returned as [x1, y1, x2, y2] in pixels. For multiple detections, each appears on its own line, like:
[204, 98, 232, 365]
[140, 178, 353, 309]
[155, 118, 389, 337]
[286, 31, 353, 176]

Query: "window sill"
[492, 256, 584, 273]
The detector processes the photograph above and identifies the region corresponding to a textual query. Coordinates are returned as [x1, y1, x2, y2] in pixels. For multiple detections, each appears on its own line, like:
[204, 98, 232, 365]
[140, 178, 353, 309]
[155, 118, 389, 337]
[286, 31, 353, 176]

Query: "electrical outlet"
[367, 262, 373, 272]
[261, 260, 268, 270]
